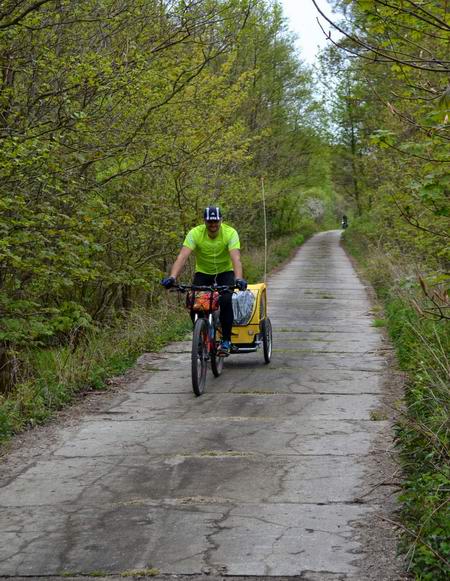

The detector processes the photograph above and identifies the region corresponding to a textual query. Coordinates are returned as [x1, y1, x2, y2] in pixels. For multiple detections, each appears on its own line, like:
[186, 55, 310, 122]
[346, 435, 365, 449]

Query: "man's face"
[205, 219, 221, 237]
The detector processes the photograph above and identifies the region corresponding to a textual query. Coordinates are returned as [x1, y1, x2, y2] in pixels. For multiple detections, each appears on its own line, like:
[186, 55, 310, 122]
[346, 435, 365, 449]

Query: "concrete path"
[0, 231, 402, 580]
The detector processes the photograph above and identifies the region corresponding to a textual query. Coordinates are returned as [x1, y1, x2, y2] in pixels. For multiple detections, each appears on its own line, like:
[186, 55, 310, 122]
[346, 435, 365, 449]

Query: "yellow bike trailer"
[221, 282, 273, 363]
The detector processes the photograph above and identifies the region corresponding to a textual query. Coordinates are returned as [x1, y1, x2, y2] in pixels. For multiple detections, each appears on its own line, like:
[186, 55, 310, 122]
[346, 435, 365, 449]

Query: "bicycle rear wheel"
[211, 347, 224, 377]
[192, 318, 208, 396]
[210, 313, 224, 377]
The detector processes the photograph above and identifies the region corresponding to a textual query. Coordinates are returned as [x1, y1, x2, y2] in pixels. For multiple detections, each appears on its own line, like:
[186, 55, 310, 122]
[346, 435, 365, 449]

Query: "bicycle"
[173, 283, 237, 396]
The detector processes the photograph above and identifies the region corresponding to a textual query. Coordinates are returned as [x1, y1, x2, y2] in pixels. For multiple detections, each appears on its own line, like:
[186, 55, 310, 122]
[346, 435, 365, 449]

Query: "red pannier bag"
[186, 290, 219, 312]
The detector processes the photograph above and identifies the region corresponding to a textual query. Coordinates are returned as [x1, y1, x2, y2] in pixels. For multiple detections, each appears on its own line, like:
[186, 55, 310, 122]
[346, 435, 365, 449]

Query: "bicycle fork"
[194, 313, 215, 359]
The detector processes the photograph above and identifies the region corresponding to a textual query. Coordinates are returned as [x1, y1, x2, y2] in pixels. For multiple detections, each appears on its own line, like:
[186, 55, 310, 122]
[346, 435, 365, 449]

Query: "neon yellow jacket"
[183, 223, 240, 274]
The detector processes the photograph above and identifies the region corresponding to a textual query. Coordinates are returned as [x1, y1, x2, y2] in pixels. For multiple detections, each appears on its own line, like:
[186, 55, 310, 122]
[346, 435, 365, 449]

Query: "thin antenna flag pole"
[261, 176, 268, 283]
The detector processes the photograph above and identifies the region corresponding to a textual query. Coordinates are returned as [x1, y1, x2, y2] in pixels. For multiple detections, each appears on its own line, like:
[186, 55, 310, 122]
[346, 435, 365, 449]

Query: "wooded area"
[0, 1, 448, 579]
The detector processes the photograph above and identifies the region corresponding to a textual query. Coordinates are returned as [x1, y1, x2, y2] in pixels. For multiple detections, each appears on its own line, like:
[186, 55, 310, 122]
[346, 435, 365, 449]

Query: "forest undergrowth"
[344, 225, 449, 581]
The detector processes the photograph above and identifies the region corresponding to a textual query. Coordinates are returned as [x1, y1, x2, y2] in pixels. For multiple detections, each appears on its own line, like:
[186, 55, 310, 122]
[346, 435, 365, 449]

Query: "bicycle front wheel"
[192, 318, 208, 396]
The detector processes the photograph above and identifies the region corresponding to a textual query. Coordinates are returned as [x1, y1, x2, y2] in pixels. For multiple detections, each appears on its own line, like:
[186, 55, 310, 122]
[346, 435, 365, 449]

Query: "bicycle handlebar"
[171, 283, 238, 293]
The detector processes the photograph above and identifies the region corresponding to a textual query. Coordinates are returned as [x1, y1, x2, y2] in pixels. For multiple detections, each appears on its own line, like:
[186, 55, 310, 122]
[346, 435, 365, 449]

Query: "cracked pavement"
[0, 231, 406, 580]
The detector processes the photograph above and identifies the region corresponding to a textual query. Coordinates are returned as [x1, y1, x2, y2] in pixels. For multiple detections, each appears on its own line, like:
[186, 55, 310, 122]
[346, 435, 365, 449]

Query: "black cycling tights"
[192, 271, 235, 341]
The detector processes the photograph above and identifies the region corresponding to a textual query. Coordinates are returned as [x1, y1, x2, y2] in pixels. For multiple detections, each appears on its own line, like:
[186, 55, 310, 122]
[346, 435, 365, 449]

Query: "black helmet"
[203, 206, 223, 221]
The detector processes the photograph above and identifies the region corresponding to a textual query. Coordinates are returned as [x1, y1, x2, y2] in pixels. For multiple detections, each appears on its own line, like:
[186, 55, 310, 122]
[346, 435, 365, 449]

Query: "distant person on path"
[161, 206, 247, 356]
[341, 214, 348, 229]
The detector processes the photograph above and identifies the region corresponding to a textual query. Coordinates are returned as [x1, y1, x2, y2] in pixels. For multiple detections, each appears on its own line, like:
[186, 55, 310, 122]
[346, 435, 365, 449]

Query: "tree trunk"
[0, 344, 16, 394]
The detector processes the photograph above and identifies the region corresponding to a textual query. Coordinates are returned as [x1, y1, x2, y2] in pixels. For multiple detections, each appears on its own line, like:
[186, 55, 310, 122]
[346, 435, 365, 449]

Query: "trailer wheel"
[262, 318, 272, 364]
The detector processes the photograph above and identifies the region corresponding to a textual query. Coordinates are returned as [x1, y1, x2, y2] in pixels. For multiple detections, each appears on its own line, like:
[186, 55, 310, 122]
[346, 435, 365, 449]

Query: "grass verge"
[343, 226, 449, 581]
[0, 231, 309, 446]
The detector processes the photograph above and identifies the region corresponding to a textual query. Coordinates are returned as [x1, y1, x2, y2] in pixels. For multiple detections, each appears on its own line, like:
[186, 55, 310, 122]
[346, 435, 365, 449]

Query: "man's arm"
[170, 246, 192, 280]
[230, 248, 243, 279]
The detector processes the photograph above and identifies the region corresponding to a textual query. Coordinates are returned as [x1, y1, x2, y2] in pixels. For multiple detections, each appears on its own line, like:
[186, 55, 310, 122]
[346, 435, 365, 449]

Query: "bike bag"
[186, 290, 220, 312]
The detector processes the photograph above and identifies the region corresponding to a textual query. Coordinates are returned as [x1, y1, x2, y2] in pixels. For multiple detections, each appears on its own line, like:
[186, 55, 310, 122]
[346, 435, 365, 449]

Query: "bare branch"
[311, 0, 450, 72]
[375, 0, 450, 31]
[0, 0, 53, 29]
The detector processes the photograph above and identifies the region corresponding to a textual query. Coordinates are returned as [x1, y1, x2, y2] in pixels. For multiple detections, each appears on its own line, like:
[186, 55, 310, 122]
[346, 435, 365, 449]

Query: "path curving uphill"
[0, 231, 406, 580]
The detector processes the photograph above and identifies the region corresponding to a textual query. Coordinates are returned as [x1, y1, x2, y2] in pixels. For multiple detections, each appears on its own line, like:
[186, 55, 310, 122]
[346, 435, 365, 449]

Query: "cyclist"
[161, 206, 247, 356]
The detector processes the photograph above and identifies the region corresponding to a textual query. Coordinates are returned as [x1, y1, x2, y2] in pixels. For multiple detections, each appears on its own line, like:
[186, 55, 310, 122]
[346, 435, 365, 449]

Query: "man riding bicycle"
[161, 206, 247, 356]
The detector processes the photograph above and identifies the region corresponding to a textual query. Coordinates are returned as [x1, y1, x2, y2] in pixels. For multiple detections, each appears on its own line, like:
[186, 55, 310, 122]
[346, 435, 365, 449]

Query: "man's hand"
[161, 276, 176, 289]
[235, 278, 248, 291]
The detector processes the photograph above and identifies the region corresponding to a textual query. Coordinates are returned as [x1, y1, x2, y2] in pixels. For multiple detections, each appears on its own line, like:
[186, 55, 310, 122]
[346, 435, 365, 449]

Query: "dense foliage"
[0, 0, 337, 393]
[318, 1, 449, 578]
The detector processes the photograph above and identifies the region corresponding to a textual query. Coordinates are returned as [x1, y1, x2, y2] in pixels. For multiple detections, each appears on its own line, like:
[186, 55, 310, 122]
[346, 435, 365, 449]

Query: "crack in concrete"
[0, 462, 39, 490]
[203, 504, 235, 574]
[0, 531, 50, 571]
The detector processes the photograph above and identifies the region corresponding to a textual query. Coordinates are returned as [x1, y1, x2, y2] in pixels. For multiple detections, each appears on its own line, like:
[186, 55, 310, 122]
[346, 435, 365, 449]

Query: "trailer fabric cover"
[232, 290, 255, 325]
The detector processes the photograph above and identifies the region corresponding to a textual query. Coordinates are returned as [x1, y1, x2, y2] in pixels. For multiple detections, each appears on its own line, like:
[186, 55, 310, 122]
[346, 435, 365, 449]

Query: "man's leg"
[216, 271, 235, 342]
